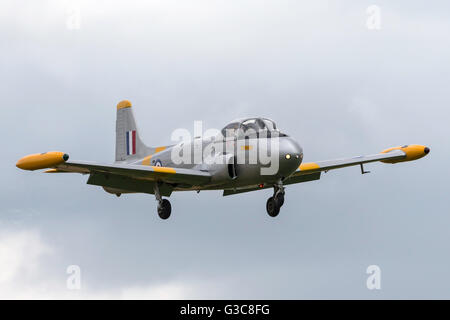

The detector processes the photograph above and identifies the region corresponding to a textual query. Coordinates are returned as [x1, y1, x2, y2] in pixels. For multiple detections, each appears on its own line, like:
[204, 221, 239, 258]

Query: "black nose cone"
[424, 147, 430, 154]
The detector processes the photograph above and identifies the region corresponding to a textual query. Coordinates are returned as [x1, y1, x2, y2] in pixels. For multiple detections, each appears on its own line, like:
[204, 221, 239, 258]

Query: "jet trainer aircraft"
[16, 100, 430, 220]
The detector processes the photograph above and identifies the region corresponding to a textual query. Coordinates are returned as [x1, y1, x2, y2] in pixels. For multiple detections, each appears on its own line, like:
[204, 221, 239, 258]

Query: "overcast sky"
[1, 0, 449, 299]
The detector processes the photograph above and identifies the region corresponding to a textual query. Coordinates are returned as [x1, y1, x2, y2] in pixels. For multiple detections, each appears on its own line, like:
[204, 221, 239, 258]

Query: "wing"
[286, 144, 430, 184]
[55, 161, 211, 195]
[224, 144, 430, 196]
[15, 152, 211, 195]
[53, 160, 211, 186]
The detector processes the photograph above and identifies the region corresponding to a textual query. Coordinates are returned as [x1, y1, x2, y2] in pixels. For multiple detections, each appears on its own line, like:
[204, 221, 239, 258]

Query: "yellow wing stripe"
[141, 155, 152, 166]
[141, 147, 167, 166]
[299, 162, 320, 171]
[151, 166, 176, 174]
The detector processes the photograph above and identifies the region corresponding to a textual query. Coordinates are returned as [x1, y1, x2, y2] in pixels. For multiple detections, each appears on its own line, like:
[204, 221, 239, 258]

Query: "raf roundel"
[154, 159, 162, 167]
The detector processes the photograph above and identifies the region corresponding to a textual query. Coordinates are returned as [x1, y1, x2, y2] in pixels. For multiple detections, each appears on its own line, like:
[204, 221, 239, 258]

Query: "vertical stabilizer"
[115, 100, 151, 162]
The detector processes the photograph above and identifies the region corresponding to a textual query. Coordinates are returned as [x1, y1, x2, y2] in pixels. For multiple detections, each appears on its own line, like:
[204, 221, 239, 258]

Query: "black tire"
[275, 193, 284, 207]
[158, 199, 171, 220]
[266, 197, 280, 217]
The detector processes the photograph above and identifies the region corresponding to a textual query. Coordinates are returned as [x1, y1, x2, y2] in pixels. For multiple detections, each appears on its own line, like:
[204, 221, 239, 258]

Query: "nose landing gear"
[266, 182, 285, 217]
[266, 197, 280, 217]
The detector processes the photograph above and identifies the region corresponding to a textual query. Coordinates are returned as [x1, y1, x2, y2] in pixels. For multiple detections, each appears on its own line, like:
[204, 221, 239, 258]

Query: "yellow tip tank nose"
[381, 144, 430, 163]
[16, 152, 69, 171]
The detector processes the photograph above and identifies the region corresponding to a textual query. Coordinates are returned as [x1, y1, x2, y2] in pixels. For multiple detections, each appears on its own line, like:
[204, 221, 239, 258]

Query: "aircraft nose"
[424, 147, 430, 154]
[279, 137, 303, 177]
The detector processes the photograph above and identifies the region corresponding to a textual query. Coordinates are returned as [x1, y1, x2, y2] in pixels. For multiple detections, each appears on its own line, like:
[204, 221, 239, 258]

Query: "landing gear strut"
[266, 182, 285, 217]
[154, 182, 171, 220]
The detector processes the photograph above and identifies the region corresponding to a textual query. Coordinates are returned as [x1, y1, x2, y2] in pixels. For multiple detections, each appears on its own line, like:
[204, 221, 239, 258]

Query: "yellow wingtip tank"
[381, 144, 430, 163]
[16, 152, 69, 171]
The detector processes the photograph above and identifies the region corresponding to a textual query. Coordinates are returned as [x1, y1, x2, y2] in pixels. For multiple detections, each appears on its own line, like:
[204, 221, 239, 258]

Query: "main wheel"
[274, 193, 284, 207]
[266, 197, 280, 217]
[157, 199, 172, 220]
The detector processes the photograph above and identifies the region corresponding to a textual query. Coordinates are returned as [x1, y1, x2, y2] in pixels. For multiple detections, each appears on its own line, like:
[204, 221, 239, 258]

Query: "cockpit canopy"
[221, 117, 282, 138]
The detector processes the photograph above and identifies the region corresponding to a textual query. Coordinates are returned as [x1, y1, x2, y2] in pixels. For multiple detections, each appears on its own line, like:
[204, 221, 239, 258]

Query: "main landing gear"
[154, 183, 171, 220]
[266, 182, 285, 217]
[158, 199, 171, 220]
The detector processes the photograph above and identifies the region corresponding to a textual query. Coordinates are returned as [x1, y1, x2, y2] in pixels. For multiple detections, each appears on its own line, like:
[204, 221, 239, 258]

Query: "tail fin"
[115, 100, 151, 162]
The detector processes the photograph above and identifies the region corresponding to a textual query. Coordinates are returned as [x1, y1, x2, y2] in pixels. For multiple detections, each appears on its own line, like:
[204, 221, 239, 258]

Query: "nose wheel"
[266, 182, 285, 217]
[266, 197, 280, 217]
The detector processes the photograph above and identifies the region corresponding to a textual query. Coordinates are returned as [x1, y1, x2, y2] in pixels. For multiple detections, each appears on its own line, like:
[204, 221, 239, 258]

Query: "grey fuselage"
[127, 134, 303, 192]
